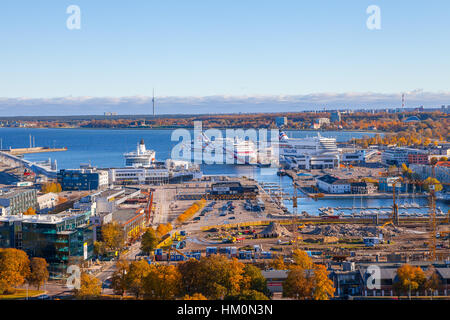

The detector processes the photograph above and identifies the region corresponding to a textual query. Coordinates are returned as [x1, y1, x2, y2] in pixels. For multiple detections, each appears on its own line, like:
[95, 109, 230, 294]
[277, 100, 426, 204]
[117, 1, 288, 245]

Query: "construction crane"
[167, 246, 187, 263]
[427, 165, 439, 261]
[388, 177, 403, 226]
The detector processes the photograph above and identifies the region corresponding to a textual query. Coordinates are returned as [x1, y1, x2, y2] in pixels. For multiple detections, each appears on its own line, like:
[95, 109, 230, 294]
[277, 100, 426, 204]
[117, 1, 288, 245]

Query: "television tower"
[401, 93, 405, 109]
[152, 89, 155, 116]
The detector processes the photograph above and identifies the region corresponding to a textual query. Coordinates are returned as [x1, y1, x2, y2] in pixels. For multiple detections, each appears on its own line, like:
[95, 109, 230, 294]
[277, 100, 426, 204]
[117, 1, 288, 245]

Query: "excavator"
[379, 220, 395, 244]
[380, 221, 394, 229]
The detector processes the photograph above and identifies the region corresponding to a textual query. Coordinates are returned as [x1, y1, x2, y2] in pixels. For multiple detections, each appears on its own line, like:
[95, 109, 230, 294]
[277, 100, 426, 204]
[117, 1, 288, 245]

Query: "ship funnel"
[138, 139, 146, 154]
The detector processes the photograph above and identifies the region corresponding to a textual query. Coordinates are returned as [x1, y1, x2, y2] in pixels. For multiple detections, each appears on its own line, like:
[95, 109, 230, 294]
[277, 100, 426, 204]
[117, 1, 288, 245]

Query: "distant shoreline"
[0, 127, 382, 134]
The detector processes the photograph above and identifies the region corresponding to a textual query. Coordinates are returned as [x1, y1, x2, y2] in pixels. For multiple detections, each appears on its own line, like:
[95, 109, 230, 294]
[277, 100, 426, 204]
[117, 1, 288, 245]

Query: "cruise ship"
[278, 132, 340, 169]
[189, 132, 258, 165]
[124, 139, 156, 167]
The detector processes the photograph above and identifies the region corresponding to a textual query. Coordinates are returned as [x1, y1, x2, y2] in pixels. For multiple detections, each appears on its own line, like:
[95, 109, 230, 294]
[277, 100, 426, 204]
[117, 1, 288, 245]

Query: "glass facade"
[58, 169, 100, 191]
[0, 213, 94, 279]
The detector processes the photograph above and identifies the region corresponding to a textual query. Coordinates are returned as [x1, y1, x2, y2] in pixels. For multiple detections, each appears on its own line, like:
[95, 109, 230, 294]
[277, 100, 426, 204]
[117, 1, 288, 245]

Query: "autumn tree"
[24, 207, 36, 215]
[27, 257, 49, 290]
[140, 228, 159, 256]
[311, 264, 335, 300]
[41, 182, 62, 193]
[178, 255, 245, 299]
[74, 273, 102, 300]
[110, 258, 130, 297]
[183, 293, 207, 300]
[394, 264, 426, 298]
[269, 256, 286, 270]
[93, 241, 106, 257]
[292, 249, 313, 269]
[0, 248, 30, 294]
[282, 266, 314, 300]
[101, 222, 125, 253]
[127, 260, 152, 298]
[423, 177, 443, 193]
[143, 264, 181, 300]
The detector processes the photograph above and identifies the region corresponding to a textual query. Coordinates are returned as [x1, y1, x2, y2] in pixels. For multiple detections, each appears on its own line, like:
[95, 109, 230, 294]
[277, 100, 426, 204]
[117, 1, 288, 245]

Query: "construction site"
[148, 174, 450, 266]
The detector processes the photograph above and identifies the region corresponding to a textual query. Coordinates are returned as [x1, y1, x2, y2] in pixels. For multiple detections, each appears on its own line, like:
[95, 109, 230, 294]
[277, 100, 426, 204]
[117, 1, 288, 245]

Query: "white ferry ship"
[278, 132, 340, 169]
[190, 132, 258, 165]
[124, 139, 156, 167]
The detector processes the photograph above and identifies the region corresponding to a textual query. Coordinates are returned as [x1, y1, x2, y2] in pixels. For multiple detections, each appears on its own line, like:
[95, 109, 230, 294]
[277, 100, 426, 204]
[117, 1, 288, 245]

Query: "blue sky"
[0, 1, 449, 114]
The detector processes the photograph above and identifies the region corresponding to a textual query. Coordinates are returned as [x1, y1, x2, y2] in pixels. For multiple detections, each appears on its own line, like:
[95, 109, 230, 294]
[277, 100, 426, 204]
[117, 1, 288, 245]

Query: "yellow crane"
[167, 246, 188, 263]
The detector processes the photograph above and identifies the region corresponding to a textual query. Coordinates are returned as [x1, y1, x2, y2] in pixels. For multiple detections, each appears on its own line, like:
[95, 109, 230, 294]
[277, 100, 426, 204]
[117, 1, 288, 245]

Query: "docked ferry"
[278, 132, 340, 169]
[123, 139, 156, 167]
[190, 132, 258, 165]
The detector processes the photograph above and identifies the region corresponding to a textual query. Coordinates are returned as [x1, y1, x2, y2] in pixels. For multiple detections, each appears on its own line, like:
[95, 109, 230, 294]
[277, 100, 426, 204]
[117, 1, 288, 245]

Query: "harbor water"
[0, 128, 447, 215]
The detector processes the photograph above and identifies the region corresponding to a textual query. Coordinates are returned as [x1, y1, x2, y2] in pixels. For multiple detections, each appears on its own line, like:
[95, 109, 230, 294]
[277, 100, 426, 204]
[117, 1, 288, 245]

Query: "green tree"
[27, 257, 49, 290]
[140, 228, 159, 256]
[242, 264, 270, 297]
[225, 289, 270, 300]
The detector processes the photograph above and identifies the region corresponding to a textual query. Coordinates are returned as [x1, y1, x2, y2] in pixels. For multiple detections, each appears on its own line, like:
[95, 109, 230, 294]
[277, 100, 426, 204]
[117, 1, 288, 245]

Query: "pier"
[2, 147, 67, 155]
[0, 151, 57, 178]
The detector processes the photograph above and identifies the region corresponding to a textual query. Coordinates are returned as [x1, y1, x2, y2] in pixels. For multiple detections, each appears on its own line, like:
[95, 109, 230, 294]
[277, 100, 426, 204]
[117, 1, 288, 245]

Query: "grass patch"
[0, 289, 45, 300]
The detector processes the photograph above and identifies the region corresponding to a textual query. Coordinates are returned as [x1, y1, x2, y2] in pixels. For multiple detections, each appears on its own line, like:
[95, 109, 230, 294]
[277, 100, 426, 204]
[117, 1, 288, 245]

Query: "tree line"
[0, 248, 49, 295]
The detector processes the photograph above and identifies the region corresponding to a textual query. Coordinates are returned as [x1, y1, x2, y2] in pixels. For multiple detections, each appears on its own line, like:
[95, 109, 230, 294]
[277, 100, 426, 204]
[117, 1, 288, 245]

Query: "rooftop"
[0, 187, 36, 198]
[0, 211, 88, 224]
[211, 181, 242, 188]
[112, 208, 144, 225]
[317, 175, 351, 185]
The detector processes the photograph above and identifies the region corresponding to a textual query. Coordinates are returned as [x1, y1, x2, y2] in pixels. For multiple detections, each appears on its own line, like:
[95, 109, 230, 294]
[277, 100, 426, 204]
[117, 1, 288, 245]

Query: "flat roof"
[0, 211, 87, 224]
[0, 188, 36, 198]
[112, 208, 144, 225]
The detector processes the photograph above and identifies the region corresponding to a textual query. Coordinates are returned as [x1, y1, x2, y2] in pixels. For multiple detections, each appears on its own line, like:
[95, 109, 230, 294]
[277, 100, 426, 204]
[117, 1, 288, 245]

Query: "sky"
[0, 1, 450, 115]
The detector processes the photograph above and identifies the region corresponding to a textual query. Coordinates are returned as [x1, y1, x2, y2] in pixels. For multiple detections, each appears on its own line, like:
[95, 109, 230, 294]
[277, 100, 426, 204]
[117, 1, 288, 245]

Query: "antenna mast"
[152, 89, 155, 116]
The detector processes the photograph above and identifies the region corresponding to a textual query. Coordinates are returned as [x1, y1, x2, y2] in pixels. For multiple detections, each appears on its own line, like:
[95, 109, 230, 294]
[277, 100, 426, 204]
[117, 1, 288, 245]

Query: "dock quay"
[0, 151, 57, 178]
[2, 147, 67, 155]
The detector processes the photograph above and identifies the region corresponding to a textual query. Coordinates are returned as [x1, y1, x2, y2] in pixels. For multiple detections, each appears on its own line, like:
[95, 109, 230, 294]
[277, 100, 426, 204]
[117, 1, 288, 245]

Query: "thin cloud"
[0, 91, 449, 116]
